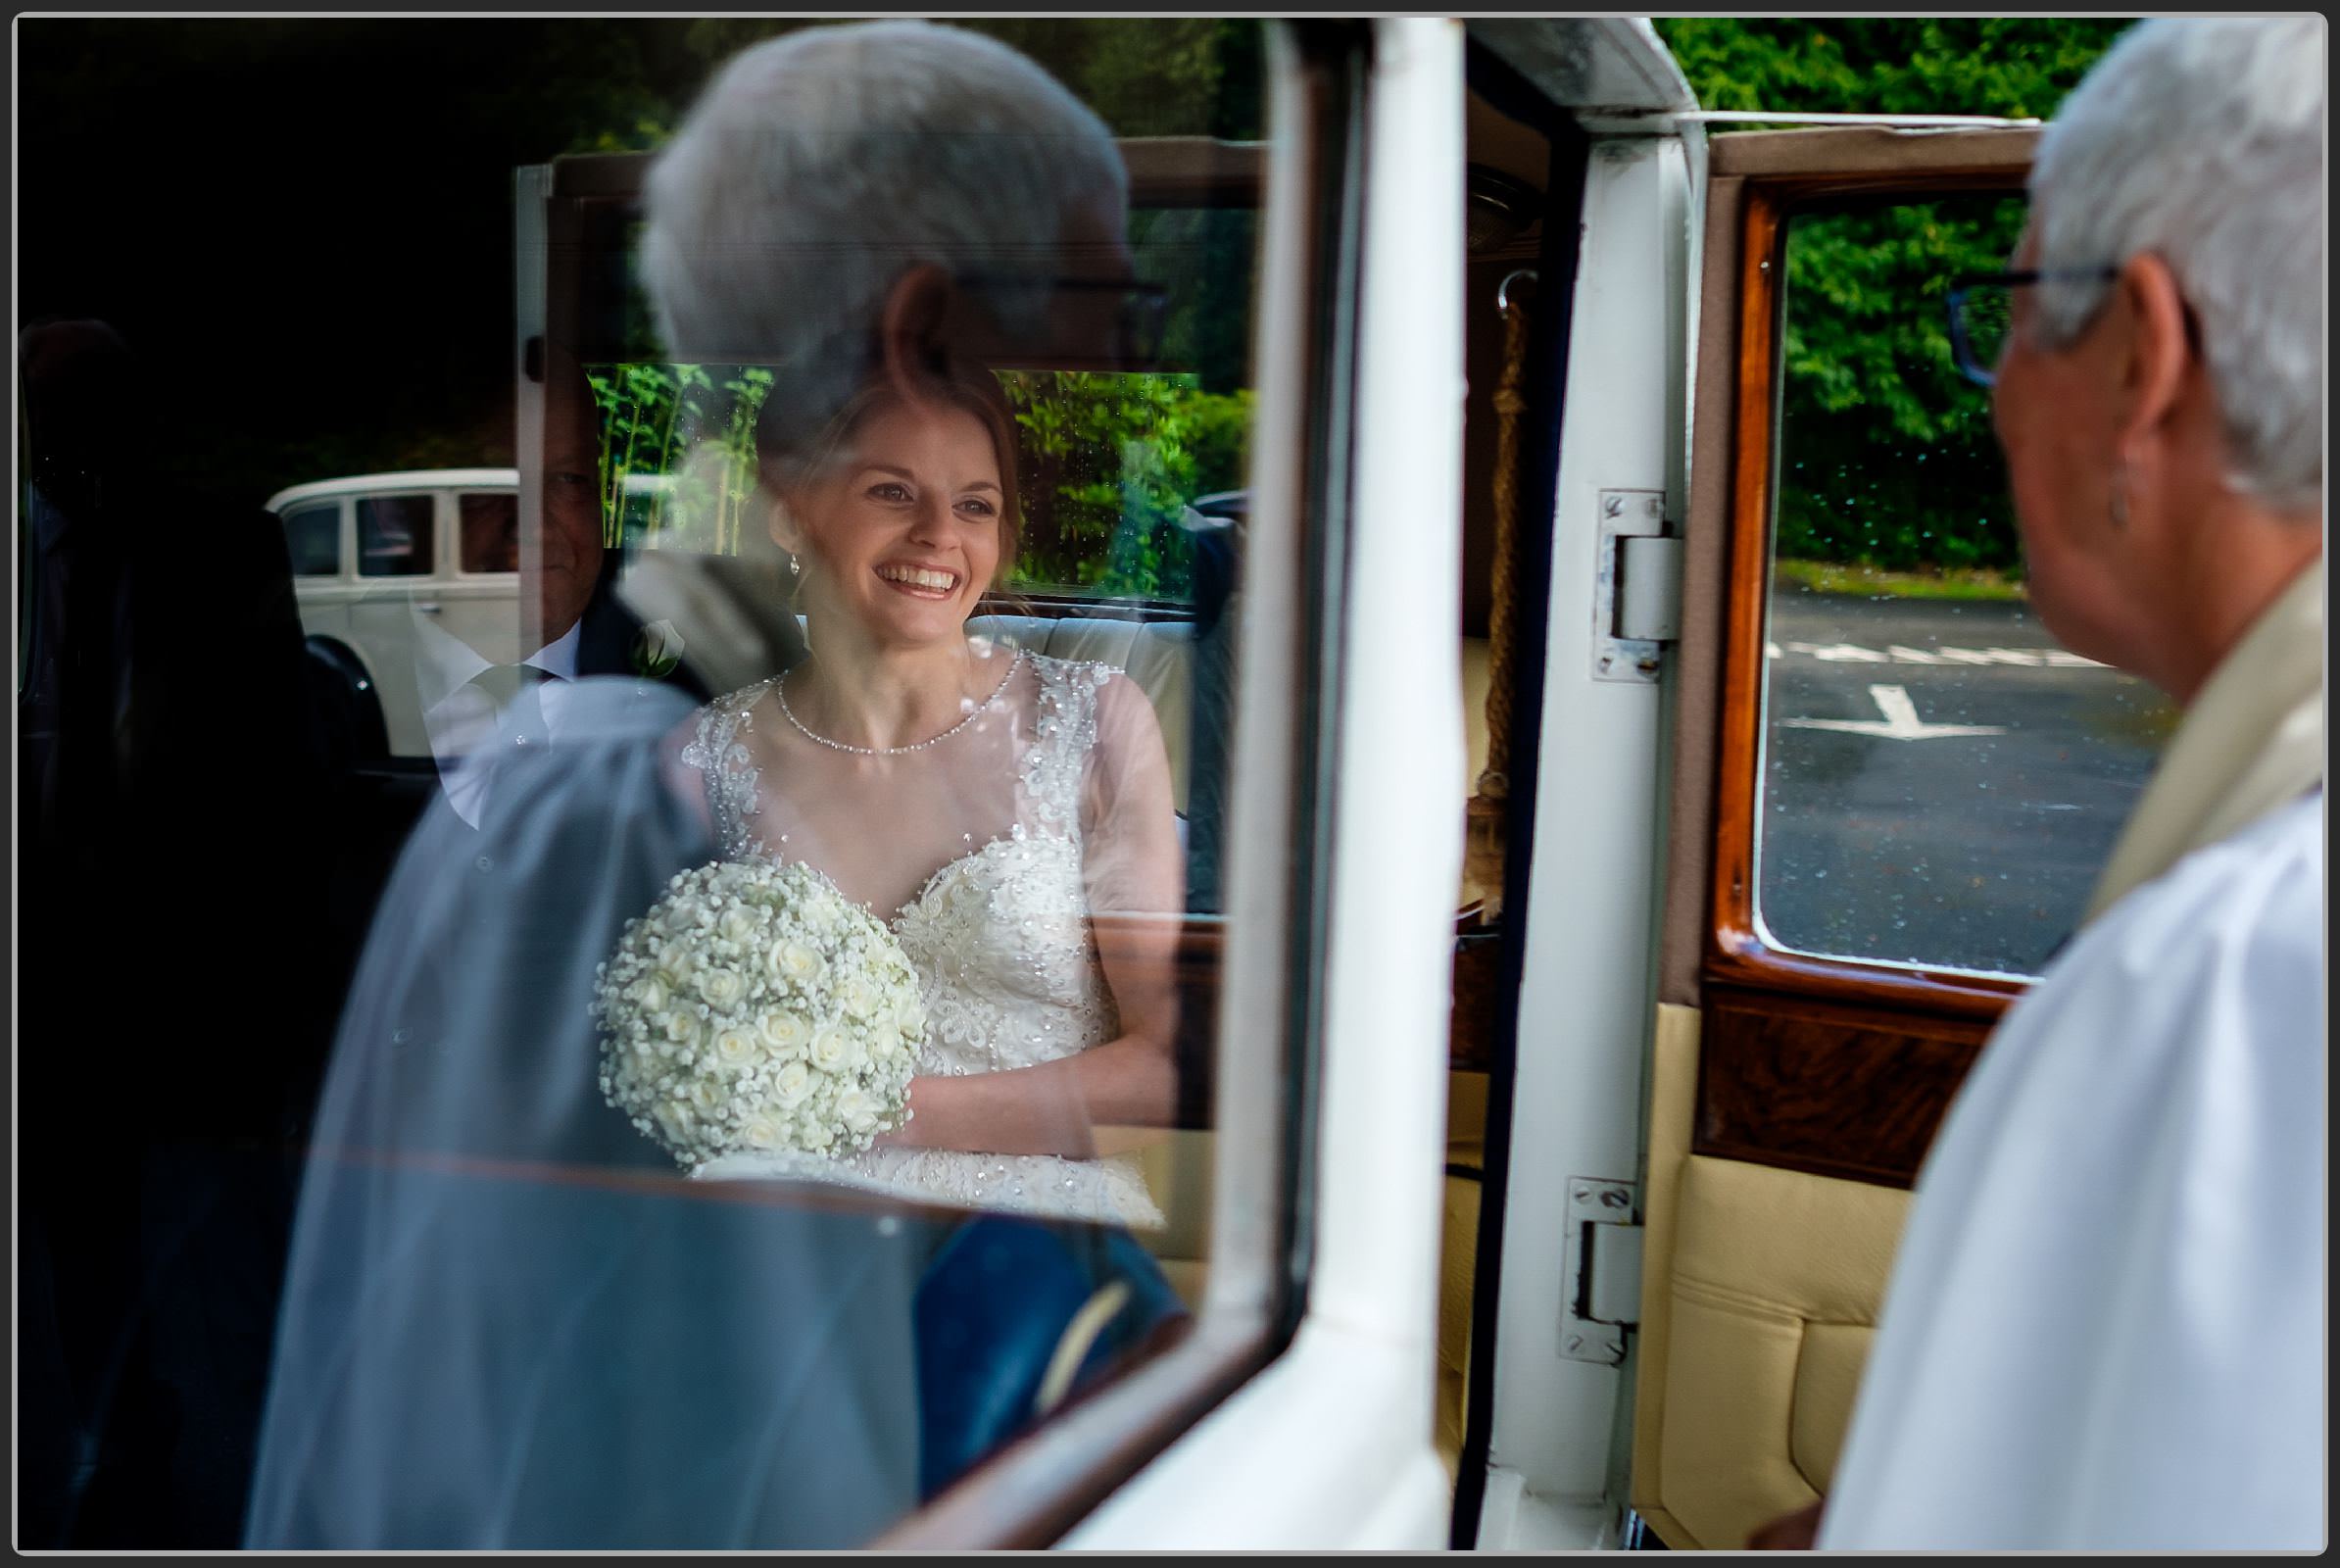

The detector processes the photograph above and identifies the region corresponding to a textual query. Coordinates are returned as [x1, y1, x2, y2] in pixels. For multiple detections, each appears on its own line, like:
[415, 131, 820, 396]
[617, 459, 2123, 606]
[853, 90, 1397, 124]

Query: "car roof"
[264, 467, 518, 513]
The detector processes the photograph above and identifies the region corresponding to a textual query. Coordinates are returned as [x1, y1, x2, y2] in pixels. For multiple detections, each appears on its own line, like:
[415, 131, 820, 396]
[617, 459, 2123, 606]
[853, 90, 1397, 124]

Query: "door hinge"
[1592, 488, 1682, 683]
[1560, 1176, 1643, 1365]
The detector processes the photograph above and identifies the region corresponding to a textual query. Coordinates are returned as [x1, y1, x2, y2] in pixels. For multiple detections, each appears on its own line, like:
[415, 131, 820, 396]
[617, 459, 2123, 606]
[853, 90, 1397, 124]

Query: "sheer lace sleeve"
[1080, 670, 1185, 920]
[676, 680, 776, 860]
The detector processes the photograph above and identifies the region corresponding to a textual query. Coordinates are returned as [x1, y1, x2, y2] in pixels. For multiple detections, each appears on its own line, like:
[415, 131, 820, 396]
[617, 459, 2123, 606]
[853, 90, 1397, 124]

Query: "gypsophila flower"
[594, 858, 927, 1171]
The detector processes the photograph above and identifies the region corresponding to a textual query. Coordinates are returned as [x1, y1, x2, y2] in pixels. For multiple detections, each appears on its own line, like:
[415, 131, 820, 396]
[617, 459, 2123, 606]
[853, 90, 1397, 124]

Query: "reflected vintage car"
[267, 467, 677, 758]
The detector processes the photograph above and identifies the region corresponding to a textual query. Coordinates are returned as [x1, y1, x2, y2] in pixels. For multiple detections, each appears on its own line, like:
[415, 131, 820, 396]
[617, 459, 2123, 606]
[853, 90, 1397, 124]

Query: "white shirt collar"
[412, 612, 496, 716]
[523, 618, 583, 683]
[414, 612, 583, 714]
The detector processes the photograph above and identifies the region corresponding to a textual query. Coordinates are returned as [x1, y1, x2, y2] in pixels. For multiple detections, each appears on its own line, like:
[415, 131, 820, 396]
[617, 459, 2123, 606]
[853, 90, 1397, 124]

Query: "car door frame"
[1630, 124, 2043, 1552]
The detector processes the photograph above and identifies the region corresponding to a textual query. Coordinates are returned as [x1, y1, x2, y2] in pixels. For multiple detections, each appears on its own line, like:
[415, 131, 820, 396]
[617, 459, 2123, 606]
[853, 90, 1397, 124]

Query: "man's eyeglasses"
[1944, 267, 2119, 388]
[955, 273, 1172, 369]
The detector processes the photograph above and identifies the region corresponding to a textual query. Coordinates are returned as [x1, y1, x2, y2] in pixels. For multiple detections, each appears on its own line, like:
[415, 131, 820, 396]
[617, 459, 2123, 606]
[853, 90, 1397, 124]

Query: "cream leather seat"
[967, 613, 1197, 812]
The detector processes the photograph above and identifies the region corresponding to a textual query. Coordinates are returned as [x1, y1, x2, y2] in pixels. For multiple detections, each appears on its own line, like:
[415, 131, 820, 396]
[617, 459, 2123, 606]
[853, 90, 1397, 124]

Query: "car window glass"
[282, 503, 342, 576]
[356, 494, 434, 577]
[1756, 192, 2178, 977]
[458, 492, 519, 573]
[155, 19, 1284, 1553]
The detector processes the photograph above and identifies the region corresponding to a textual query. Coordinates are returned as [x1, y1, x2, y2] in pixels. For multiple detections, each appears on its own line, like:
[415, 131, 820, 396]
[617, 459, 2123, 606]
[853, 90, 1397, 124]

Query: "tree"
[1653, 19, 2133, 572]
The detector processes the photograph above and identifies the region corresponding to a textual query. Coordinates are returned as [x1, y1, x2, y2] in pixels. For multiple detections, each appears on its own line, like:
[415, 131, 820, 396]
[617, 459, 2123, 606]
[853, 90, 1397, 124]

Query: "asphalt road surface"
[1758, 585, 2176, 977]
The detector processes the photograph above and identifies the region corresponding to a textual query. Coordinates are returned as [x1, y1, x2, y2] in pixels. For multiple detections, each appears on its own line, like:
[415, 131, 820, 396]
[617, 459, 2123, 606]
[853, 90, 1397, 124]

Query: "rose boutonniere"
[631, 619, 685, 680]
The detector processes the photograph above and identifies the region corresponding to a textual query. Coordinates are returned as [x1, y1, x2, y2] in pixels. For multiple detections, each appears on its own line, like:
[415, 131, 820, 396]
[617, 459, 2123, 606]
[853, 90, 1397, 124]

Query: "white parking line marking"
[1788, 640, 1893, 662]
[1782, 683, 2008, 741]
[1766, 640, 2108, 668]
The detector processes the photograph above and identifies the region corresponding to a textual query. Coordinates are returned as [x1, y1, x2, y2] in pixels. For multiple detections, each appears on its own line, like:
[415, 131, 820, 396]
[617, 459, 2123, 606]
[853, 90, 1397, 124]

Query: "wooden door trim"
[1692, 985, 1991, 1189]
[1695, 145, 2039, 1018]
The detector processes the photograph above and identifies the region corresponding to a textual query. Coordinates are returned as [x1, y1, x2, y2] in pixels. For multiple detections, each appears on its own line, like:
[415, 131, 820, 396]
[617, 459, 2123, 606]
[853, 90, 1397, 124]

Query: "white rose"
[840, 976, 881, 1018]
[809, 1027, 858, 1075]
[632, 975, 670, 1013]
[868, 1026, 900, 1062]
[658, 941, 697, 978]
[699, 967, 747, 1010]
[741, 1115, 781, 1151]
[758, 1010, 811, 1056]
[767, 940, 826, 985]
[710, 1028, 758, 1072]
[718, 906, 760, 946]
[634, 618, 686, 677]
[653, 1101, 694, 1143]
[689, 1078, 723, 1111]
[834, 1085, 880, 1136]
[772, 1060, 815, 1109]
[663, 1011, 702, 1047]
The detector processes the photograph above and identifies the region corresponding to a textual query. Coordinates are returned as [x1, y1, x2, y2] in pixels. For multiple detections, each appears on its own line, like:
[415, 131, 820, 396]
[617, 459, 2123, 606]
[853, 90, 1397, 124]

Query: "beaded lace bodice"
[679, 652, 1164, 1229]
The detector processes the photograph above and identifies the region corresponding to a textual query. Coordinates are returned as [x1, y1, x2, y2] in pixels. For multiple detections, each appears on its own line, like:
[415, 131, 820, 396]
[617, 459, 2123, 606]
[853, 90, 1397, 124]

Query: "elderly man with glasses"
[1754, 17, 2323, 1551]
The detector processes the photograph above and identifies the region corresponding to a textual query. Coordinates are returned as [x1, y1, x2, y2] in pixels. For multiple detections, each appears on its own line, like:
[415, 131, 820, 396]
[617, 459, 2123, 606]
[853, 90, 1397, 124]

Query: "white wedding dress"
[678, 650, 1166, 1230]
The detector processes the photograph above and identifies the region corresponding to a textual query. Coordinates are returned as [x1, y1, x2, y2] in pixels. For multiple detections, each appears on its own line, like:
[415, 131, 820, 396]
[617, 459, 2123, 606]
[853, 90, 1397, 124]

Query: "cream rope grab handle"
[1465, 269, 1536, 922]
[1479, 269, 1536, 801]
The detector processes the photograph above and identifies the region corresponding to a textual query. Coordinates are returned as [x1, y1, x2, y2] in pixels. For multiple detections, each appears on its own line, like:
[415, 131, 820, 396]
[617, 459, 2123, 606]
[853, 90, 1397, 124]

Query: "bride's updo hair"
[756, 364, 1025, 590]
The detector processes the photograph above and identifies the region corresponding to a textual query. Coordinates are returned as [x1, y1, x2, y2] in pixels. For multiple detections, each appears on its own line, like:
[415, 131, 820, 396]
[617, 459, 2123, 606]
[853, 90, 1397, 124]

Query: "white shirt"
[414, 614, 582, 828]
[1818, 792, 2326, 1550]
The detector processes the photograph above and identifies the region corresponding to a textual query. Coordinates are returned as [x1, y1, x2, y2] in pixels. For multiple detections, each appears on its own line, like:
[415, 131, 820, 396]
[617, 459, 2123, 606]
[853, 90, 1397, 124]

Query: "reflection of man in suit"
[418, 354, 717, 825]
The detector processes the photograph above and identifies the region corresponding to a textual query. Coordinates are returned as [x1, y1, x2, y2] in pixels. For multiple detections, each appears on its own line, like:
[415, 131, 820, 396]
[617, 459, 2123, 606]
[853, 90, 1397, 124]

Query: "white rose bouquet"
[593, 859, 927, 1170]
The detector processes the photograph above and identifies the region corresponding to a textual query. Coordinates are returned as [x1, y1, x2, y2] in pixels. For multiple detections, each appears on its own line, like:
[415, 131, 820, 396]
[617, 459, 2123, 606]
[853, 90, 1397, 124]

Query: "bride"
[675, 365, 1184, 1230]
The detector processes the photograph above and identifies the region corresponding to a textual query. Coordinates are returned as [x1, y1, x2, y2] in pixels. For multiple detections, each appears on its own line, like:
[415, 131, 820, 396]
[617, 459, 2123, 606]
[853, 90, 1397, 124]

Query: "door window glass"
[458, 492, 519, 573]
[10, 18, 1300, 1553]
[282, 503, 342, 576]
[356, 493, 434, 577]
[1756, 193, 2176, 977]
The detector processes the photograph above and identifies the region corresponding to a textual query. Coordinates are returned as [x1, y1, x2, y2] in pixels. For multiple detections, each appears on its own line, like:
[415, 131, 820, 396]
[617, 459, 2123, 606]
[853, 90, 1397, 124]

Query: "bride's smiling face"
[775, 396, 1006, 649]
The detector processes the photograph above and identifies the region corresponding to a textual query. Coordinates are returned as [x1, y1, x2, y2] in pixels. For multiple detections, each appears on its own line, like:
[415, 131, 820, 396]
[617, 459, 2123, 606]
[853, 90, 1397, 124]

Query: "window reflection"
[248, 19, 1261, 1551]
[283, 504, 342, 575]
[23, 17, 1278, 1549]
[356, 494, 433, 577]
[459, 492, 520, 574]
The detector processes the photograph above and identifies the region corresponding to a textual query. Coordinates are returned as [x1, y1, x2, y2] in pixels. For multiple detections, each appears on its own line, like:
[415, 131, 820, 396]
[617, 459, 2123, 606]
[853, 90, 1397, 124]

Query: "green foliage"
[1777, 195, 2028, 571]
[999, 370, 1252, 600]
[1655, 18, 2131, 571]
[1653, 18, 2132, 121]
[583, 363, 771, 554]
[582, 364, 1251, 604]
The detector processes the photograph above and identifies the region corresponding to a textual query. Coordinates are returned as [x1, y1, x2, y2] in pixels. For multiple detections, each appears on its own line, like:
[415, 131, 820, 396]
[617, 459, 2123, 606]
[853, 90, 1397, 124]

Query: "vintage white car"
[266, 468, 525, 759]
[267, 467, 687, 758]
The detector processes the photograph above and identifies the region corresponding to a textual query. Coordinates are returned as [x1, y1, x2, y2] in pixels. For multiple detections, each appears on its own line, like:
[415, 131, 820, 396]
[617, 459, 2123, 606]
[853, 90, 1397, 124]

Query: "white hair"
[2027, 17, 2325, 511]
[640, 22, 1125, 447]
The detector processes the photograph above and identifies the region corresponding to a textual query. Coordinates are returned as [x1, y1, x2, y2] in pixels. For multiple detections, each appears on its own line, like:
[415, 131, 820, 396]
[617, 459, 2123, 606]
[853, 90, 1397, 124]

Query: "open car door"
[1625, 124, 2174, 1549]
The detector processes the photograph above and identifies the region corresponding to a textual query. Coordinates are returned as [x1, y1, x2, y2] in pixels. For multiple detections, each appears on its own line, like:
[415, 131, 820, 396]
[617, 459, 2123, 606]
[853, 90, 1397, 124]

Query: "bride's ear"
[879, 264, 956, 403]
